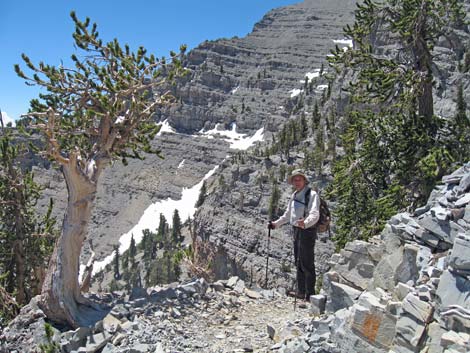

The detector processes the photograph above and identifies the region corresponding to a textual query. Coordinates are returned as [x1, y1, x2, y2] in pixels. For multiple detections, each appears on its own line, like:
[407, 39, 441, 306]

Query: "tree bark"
[39, 159, 105, 327]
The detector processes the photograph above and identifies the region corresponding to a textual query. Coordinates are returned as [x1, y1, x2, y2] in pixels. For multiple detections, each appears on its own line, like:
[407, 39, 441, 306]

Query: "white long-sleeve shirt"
[272, 186, 320, 229]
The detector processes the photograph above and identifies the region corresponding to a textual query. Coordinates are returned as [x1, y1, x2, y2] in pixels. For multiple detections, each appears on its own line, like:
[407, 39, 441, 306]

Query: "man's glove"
[268, 221, 275, 230]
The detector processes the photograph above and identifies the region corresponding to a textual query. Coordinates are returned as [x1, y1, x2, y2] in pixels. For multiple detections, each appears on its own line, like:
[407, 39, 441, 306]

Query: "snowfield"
[333, 39, 353, 52]
[199, 123, 264, 150]
[300, 69, 321, 83]
[157, 119, 176, 136]
[90, 165, 219, 276]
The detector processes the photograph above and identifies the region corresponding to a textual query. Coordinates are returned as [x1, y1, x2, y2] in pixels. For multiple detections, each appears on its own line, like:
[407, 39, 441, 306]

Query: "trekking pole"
[265, 222, 272, 288]
[294, 237, 298, 312]
[293, 229, 302, 312]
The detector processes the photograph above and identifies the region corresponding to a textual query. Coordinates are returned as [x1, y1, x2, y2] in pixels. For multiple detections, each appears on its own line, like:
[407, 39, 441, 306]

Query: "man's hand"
[268, 221, 276, 230]
[297, 218, 305, 229]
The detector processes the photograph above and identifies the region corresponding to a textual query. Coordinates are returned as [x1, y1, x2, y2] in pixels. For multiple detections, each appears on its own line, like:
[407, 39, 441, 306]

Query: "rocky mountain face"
[2, 164, 470, 353]
[29, 0, 358, 266]
[4, 0, 470, 351]
[162, 0, 357, 134]
[192, 0, 470, 292]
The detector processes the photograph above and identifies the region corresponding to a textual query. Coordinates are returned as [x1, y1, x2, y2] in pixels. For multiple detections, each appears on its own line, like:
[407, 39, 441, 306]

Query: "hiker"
[268, 169, 320, 301]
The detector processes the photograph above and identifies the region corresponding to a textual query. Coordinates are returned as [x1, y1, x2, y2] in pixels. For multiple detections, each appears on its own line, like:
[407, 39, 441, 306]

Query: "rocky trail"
[2, 276, 315, 353]
[144, 278, 311, 353]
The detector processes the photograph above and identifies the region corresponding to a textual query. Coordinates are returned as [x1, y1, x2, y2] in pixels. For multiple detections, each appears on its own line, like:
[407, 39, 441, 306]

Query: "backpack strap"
[303, 187, 311, 218]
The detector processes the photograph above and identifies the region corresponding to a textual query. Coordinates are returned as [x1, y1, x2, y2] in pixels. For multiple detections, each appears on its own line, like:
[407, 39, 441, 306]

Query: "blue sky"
[0, 0, 299, 124]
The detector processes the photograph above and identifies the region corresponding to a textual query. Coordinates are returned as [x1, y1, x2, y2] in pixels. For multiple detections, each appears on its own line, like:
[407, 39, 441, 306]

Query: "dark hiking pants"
[293, 226, 316, 299]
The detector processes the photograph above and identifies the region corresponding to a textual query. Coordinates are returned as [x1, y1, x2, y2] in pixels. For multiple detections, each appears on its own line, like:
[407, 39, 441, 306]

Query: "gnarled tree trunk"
[39, 159, 106, 327]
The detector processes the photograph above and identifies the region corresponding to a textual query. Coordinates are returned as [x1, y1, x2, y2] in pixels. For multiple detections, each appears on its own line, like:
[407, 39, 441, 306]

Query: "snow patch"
[157, 119, 176, 136]
[1, 111, 16, 127]
[200, 123, 264, 150]
[289, 89, 303, 98]
[177, 159, 185, 169]
[300, 69, 321, 83]
[317, 84, 328, 91]
[333, 39, 353, 51]
[92, 165, 219, 275]
[231, 85, 240, 94]
[230, 127, 264, 150]
[79, 264, 86, 284]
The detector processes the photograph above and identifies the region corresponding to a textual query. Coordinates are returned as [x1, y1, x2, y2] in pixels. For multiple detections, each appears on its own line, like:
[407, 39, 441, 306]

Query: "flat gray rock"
[448, 233, 470, 275]
[436, 270, 470, 311]
[401, 294, 434, 323]
[325, 281, 362, 313]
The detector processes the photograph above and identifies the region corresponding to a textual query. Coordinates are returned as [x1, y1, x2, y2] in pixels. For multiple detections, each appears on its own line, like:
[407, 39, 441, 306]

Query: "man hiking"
[268, 169, 320, 302]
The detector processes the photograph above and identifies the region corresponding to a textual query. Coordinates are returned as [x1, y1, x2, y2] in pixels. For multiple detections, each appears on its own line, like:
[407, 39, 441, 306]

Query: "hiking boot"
[287, 290, 305, 299]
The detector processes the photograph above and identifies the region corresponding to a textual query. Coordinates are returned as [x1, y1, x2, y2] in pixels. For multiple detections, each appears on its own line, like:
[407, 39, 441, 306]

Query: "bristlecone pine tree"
[0, 112, 57, 308]
[14, 12, 187, 327]
[329, 0, 468, 248]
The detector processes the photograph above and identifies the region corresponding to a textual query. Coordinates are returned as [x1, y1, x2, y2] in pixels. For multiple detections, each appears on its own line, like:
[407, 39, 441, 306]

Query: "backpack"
[304, 188, 331, 234]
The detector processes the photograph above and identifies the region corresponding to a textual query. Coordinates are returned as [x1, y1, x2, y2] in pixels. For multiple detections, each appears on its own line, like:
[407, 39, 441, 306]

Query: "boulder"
[310, 295, 326, 316]
[244, 288, 262, 299]
[234, 279, 246, 294]
[464, 204, 470, 223]
[278, 337, 310, 353]
[83, 331, 112, 353]
[211, 280, 226, 292]
[394, 282, 414, 301]
[416, 245, 432, 272]
[440, 305, 470, 334]
[102, 314, 122, 334]
[448, 233, 470, 276]
[311, 315, 335, 335]
[393, 314, 426, 352]
[455, 193, 470, 207]
[417, 214, 464, 245]
[275, 323, 303, 343]
[431, 206, 451, 222]
[180, 278, 208, 295]
[440, 330, 470, 349]
[333, 240, 377, 290]
[61, 327, 92, 353]
[424, 322, 448, 353]
[442, 173, 464, 185]
[325, 281, 362, 312]
[372, 246, 403, 292]
[350, 303, 397, 350]
[401, 293, 434, 323]
[394, 244, 420, 285]
[226, 276, 240, 288]
[436, 270, 470, 310]
[267, 325, 276, 340]
[458, 173, 470, 193]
